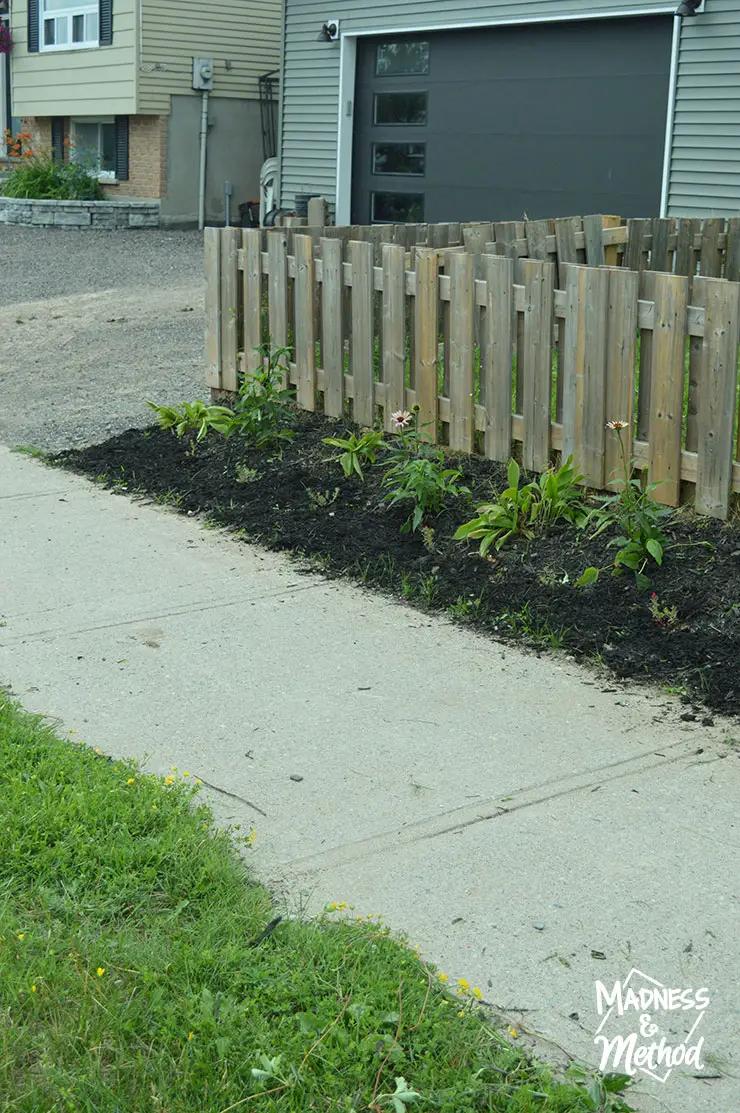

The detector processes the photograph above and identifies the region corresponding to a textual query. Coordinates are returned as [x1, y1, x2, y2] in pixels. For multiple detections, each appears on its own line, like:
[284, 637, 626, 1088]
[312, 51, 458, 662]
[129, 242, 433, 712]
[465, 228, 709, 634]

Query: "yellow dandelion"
[164, 775, 175, 786]
[508, 1026, 518, 1039]
[187, 1031, 194, 1041]
[438, 973, 448, 982]
[31, 985, 37, 993]
[152, 804, 157, 810]
[457, 988, 464, 996]
[17, 933, 24, 940]
[97, 968, 105, 977]
[183, 771, 190, 777]
[201, 822, 207, 829]
[473, 987, 483, 1000]
[170, 766, 177, 772]
[113, 766, 118, 771]
[126, 778, 135, 785]
[93, 748, 101, 754]
[457, 978, 470, 990]
[457, 1010, 465, 1017]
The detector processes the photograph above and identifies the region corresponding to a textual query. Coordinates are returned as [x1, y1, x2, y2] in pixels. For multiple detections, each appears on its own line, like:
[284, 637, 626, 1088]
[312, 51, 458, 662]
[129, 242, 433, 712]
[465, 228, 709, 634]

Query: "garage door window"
[374, 92, 428, 126]
[372, 143, 425, 176]
[376, 41, 430, 76]
[371, 192, 424, 223]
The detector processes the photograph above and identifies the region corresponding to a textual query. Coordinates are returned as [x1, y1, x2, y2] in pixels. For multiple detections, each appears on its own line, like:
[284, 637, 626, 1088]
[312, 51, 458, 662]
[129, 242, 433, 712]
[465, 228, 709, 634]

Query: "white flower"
[391, 410, 413, 430]
[606, 420, 629, 431]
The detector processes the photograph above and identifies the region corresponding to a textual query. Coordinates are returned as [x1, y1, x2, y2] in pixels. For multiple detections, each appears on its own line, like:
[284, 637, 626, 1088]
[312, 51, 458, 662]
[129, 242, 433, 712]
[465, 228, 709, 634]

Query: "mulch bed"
[53, 410, 740, 722]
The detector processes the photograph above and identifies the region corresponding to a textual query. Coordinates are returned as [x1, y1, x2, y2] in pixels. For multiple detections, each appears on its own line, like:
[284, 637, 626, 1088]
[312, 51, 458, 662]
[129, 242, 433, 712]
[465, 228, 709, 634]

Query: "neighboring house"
[7, 0, 282, 224]
[277, 0, 738, 224]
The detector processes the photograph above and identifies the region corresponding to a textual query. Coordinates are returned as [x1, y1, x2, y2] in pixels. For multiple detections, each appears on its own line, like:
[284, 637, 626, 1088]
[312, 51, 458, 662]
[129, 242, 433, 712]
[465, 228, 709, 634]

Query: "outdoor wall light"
[676, 0, 704, 15]
[317, 20, 340, 42]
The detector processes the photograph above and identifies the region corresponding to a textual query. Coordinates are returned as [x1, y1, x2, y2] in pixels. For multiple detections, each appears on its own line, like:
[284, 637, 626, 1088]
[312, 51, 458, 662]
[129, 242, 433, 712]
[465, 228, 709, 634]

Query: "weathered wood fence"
[205, 225, 740, 520]
[244, 214, 740, 285]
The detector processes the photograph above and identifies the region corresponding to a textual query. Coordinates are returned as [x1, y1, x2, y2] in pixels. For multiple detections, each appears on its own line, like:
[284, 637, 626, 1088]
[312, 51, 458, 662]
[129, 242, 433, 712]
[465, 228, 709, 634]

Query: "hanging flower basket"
[0, 24, 12, 54]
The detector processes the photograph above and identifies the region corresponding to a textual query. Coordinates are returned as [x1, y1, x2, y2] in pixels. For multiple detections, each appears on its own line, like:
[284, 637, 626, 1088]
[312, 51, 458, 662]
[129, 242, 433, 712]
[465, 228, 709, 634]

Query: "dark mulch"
[52, 410, 740, 721]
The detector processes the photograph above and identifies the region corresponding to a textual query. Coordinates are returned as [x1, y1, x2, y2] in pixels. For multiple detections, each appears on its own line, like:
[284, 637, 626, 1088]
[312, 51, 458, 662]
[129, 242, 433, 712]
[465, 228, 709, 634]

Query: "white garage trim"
[336, 6, 677, 226]
[659, 14, 682, 218]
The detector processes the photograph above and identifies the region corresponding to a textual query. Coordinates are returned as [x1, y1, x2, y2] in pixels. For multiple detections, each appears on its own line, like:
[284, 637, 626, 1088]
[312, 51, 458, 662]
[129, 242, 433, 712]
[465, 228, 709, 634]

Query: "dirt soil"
[53, 411, 740, 722]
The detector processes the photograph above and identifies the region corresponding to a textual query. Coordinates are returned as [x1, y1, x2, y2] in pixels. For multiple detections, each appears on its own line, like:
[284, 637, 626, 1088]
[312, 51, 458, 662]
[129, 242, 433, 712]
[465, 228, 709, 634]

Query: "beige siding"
[10, 0, 137, 117]
[139, 0, 282, 114]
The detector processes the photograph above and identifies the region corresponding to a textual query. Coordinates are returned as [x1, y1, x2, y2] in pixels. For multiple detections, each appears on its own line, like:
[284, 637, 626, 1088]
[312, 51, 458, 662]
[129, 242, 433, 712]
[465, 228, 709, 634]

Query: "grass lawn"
[0, 697, 633, 1112]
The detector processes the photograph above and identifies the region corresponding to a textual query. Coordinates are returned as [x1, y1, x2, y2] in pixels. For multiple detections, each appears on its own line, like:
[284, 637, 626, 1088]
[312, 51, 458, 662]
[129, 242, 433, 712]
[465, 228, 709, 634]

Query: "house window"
[374, 93, 428, 127]
[376, 42, 430, 77]
[41, 0, 99, 51]
[372, 143, 426, 176]
[371, 192, 424, 223]
[71, 118, 116, 177]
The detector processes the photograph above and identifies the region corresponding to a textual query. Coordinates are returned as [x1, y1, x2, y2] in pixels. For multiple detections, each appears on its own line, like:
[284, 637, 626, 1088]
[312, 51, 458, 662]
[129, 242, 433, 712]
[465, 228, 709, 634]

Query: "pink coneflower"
[606, 420, 629, 431]
[391, 410, 413, 430]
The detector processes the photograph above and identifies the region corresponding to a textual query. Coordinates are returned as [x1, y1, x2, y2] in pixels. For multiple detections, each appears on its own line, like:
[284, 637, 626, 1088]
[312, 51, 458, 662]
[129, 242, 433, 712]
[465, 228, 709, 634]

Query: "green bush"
[1, 154, 105, 201]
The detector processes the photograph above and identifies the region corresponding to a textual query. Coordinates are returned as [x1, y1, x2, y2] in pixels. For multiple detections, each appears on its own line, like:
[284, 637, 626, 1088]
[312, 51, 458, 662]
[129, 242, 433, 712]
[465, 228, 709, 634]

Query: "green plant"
[1, 150, 104, 201]
[236, 464, 260, 484]
[535, 455, 587, 526]
[417, 573, 439, 605]
[383, 451, 467, 533]
[454, 459, 538, 554]
[227, 345, 296, 449]
[448, 595, 483, 621]
[589, 422, 672, 586]
[322, 429, 385, 480]
[306, 487, 340, 509]
[146, 400, 235, 446]
[649, 592, 678, 628]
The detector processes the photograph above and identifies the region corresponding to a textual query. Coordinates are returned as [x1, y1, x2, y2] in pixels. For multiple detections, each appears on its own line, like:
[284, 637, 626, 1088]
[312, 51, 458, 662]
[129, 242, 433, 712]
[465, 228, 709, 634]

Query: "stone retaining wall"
[0, 196, 160, 228]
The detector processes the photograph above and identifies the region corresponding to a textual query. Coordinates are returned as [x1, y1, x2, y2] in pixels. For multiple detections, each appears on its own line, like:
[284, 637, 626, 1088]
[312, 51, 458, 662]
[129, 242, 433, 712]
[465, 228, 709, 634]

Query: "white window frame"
[70, 116, 116, 179]
[334, 4, 681, 224]
[40, 0, 99, 53]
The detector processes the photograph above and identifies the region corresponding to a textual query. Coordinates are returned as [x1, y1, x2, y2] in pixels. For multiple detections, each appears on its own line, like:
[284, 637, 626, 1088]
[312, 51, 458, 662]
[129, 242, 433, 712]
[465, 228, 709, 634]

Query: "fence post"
[350, 240, 375, 426]
[561, 265, 610, 488]
[204, 227, 222, 390]
[648, 271, 689, 506]
[448, 251, 474, 453]
[692, 277, 740, 518]
[414, 248, 439, 441]
[321, 236, 344, 419]
[219, 227, 240, 392]
[294, 235, 316, 411]
[482, 254, 514, 462]
[517, 257, 555, 472]
[243, 229, 263, 376]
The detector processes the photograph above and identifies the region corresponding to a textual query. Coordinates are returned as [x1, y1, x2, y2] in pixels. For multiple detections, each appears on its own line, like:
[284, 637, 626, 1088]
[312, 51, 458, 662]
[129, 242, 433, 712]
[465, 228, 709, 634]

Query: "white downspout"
[659, 14, 681, 219]
[198, 89, 209, 231]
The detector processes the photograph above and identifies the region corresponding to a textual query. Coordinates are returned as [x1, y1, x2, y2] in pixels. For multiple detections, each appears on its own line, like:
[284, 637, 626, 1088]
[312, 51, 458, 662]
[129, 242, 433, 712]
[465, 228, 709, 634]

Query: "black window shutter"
[114, 116, 129, 180]
[99, 0, 113, 46]
[27, 0, 39, 52]
[51, 119, 65, 162]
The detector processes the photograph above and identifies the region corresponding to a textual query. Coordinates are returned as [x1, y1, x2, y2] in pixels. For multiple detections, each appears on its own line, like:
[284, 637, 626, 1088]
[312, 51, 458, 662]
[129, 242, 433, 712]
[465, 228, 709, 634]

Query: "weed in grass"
[417, 573, 439, 606]
[400, 572, 415, 599]
[498, 603, 569, 649]
[236, 464, 260, 484]
[11, 444, 46, 458]
[448, 595, 483, 622]
[306, 487, 340, 510]
[0, 698, 634, 1112]
[649, 593, 679, 629]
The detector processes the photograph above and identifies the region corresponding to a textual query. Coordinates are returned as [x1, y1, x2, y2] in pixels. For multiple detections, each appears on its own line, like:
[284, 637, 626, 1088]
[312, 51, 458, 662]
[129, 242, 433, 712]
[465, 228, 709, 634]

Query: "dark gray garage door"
[351, 16, 672, 224]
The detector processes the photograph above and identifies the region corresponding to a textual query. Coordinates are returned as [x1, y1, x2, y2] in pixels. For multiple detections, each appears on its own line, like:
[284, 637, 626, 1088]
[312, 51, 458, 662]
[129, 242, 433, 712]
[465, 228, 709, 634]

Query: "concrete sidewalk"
[2, 444, 738, 1112]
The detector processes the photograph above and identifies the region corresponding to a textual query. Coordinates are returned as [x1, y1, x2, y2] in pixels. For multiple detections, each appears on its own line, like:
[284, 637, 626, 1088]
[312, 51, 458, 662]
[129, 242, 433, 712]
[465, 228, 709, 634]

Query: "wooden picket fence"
[261, 213, 740, 285]
[204, 225, 740, 520]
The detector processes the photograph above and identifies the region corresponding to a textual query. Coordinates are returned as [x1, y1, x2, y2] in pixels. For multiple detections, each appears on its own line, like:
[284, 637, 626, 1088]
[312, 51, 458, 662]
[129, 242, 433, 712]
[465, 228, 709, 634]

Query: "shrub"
[1, 152, 104, 201]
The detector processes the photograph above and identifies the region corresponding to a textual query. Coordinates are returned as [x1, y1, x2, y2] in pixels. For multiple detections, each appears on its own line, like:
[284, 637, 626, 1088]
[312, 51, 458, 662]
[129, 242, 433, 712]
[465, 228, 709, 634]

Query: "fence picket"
[414, 249, 439, 441]
[648, 271, 689, 505]
[321, 236, 344, 418]
[693, 277, 740, 518]
[448, 252, 474, 452]
[562, 266, 609, 487]
[636, 270, 655, 442]
[219, 227, 240, 392]
[625, 218, 650, 274]
[204, 228, 222, 389]
[700, 218, 724, 277]
[267, 231, 289, 382]
[243, 229, 263, 375]
[583, 214, 606, 267]
[725, 217, 740, 282]
[604, 268, 639, 489]
[350, 240, 375, 426]
[675, 218, 700, 277]
[482, 254, 513, 462]
[517, 258, 554, 472]
[382, 244, 406, 430]
[650, 218, 674, 273]
[294, 235, 316, 410]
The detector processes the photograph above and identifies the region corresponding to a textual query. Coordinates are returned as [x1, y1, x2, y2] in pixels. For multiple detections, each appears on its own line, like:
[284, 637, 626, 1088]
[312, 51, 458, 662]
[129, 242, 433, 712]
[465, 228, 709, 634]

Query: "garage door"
[351, 16, 672, 224]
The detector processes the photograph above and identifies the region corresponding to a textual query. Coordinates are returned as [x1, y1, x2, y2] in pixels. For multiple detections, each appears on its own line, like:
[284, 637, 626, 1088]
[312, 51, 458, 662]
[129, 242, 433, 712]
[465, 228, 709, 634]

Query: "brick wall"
[20, 117, 53, 154]
[105, 114, 167, 199]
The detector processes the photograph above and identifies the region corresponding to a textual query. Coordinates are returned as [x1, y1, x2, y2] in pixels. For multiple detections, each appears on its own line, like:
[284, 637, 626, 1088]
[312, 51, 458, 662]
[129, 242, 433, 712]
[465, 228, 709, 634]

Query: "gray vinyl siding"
[280, 0, 679, 212]
[668, 0, 740, 216]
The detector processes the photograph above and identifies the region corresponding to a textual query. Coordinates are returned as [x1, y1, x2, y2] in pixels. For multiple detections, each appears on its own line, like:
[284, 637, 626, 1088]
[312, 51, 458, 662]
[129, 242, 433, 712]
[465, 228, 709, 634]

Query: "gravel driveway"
[0, 227, 208, 451]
